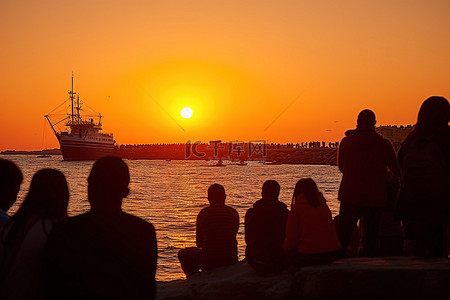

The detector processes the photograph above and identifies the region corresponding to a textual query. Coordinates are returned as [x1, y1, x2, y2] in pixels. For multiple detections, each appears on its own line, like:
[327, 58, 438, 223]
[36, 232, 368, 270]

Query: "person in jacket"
[338, 109, 399, 257]
[245, 180, 289, 273]
[44, 156, 157, 299]
[283, 178, 341, 267]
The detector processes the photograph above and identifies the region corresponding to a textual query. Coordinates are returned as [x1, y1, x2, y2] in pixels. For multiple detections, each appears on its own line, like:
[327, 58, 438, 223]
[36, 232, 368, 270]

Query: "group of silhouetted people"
[0, 157, 157, 299]
[0, 96, 449, 299]
[178, 96, 450, 277]
[177, 178, 342, 278]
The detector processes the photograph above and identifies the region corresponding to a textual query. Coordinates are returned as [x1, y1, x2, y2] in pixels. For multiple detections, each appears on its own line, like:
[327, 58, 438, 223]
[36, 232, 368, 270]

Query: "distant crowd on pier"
[116, 141, 340, 151]
[0, 96, 449, 299]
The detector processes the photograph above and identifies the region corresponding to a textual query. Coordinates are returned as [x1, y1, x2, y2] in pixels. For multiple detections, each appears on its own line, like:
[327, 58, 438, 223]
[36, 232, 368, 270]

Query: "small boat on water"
[45, 75, 115, 161]
[209, 158, 226, 167]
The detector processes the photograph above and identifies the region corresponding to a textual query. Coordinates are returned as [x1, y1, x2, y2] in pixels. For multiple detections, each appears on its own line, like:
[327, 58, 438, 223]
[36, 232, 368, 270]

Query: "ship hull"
[59, 137, 115, 161]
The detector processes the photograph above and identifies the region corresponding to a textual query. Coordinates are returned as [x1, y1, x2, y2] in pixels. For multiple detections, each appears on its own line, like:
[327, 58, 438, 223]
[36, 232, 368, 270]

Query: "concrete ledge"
[295, 257, 450, 300]
[157, 257, 450, 300]
[156, 261, 293, 300]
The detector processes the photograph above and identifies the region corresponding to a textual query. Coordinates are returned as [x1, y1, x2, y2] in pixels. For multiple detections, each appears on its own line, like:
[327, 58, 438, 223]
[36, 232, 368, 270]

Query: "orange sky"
[1, 0, 449, 150]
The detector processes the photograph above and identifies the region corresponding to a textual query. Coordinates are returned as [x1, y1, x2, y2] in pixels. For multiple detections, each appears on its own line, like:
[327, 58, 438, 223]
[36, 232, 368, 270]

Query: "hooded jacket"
[338, 128, 399, 207]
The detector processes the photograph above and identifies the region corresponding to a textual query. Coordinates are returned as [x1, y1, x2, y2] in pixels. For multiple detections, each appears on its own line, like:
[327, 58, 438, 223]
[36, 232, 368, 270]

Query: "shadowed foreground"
[157, 257, 450, 300]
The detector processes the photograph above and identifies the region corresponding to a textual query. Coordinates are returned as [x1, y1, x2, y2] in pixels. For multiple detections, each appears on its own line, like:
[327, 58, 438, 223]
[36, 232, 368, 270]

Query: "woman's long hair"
[292, 178, 321, 208]
[412, 96, 450, 137]
[1, 168, 69, 252]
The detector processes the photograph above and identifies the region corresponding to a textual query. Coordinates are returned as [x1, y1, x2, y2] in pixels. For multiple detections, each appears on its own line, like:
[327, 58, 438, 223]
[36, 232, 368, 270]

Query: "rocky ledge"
[156, 257, 450, 300]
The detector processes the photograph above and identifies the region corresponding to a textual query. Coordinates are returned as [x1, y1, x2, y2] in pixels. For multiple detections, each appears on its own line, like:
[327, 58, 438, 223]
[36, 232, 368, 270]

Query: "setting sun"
[180, 107, 193, 119]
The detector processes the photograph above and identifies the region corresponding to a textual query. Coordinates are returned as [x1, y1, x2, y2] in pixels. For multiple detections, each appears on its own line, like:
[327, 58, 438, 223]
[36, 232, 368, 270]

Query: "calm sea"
[3, 155, 342, 281]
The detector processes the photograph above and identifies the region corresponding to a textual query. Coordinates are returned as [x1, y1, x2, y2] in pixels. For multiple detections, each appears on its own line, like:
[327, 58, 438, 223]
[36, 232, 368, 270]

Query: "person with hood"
[397, 96, 450, 257]
[337, 109, 399, 257]
[245, 180, 289, 273]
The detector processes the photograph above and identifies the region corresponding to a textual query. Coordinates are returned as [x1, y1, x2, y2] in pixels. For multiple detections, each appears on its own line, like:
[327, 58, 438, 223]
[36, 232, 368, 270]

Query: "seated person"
[283, 178, 341, 267]
[0, 159, 23, 227]
[245, 180, 289, 273]
[178, 184, 239, 277]
[44, 156, 157, 299]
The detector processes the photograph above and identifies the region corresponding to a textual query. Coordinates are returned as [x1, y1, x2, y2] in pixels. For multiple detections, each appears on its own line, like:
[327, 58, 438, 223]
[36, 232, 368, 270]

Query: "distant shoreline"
[0, 149, 62, 156]
[1, 147, 337, 165]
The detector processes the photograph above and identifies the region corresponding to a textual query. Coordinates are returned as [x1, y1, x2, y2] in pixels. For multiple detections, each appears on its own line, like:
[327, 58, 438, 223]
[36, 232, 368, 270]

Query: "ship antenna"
[70, 72, 75, 123]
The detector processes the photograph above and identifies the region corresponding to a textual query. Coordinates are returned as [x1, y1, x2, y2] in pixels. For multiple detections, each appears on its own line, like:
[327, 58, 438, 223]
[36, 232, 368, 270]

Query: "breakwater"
[1, 144, 338, 166]
[116, 143, 338, 166]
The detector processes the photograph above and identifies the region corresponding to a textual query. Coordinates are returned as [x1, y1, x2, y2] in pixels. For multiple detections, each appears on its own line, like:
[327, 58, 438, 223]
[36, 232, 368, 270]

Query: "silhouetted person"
[0, 159, 23, 227]
[283, 179, 341, 267]
[178, 184, 239, 277]
[397, 96, 450, 257]
[245, 180, 289, 273]
[0, 169, 68, 300]
[338, 110, 399, 257]
[44, 156, 157, 299]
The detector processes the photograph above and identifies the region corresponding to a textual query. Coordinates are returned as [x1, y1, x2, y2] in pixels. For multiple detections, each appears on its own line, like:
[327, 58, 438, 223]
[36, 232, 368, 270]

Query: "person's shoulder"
[245, 205, 254, 218]
[54, 212, 91, 228]
[224, 204, 239, 214]
[377, 135, 396, 152]
[278, 200, 288, 210]
[198, 206, 210, 215]
[340, 135, 349, 144]
[48, 213, 92, 237]
[121, 212, 156, 231]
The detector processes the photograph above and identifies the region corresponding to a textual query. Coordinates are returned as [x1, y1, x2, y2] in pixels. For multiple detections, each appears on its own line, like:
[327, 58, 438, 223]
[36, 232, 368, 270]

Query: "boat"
[45, 75, 115, 161]
[210, 157, 226, 167]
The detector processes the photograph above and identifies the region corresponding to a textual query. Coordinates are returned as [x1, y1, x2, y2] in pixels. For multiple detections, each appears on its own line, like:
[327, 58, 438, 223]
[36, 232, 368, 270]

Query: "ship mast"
[69, 72, 76, 123]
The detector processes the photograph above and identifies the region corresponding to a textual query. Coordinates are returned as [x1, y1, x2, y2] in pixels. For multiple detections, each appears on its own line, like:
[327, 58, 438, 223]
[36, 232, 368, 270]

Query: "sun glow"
[180, 107, 193, 119]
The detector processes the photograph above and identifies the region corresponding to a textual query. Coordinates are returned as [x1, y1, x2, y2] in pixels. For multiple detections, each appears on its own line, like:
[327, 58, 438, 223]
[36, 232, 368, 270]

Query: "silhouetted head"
[415, 96, 450, 135]
[292, 178, 321, 207]
[17, 168, 69, 221]
[261, 180, 280, 201]
[207, 184, 226, 205]
[88, 156, 130, 212]
[357, 109, 376, 129]
[0, 159, 23, 212]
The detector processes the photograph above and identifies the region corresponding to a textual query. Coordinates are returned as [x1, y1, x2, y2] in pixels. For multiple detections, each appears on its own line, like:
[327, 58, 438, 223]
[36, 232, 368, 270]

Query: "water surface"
[4, 155, 342, 281]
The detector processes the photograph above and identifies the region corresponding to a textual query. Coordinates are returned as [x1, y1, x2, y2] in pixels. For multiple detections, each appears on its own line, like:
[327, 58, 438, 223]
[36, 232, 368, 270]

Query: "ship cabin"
[60, 119, 114, 143]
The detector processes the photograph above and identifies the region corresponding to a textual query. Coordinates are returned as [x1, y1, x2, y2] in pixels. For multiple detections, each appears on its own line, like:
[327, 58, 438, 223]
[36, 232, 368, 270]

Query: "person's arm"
[283, 207, 300, 253]
[385, 140, 400, 177]
[147, 224, 157, 300]
[244, 209, 252, 245]
[234, 209, 239, 235]
[196, 211, 203, 248]
[337, 138, 346, 172]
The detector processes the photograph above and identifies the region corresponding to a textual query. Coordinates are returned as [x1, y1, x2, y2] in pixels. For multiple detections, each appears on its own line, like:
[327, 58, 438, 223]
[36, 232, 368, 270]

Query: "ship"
[45, 75, 116, 161]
